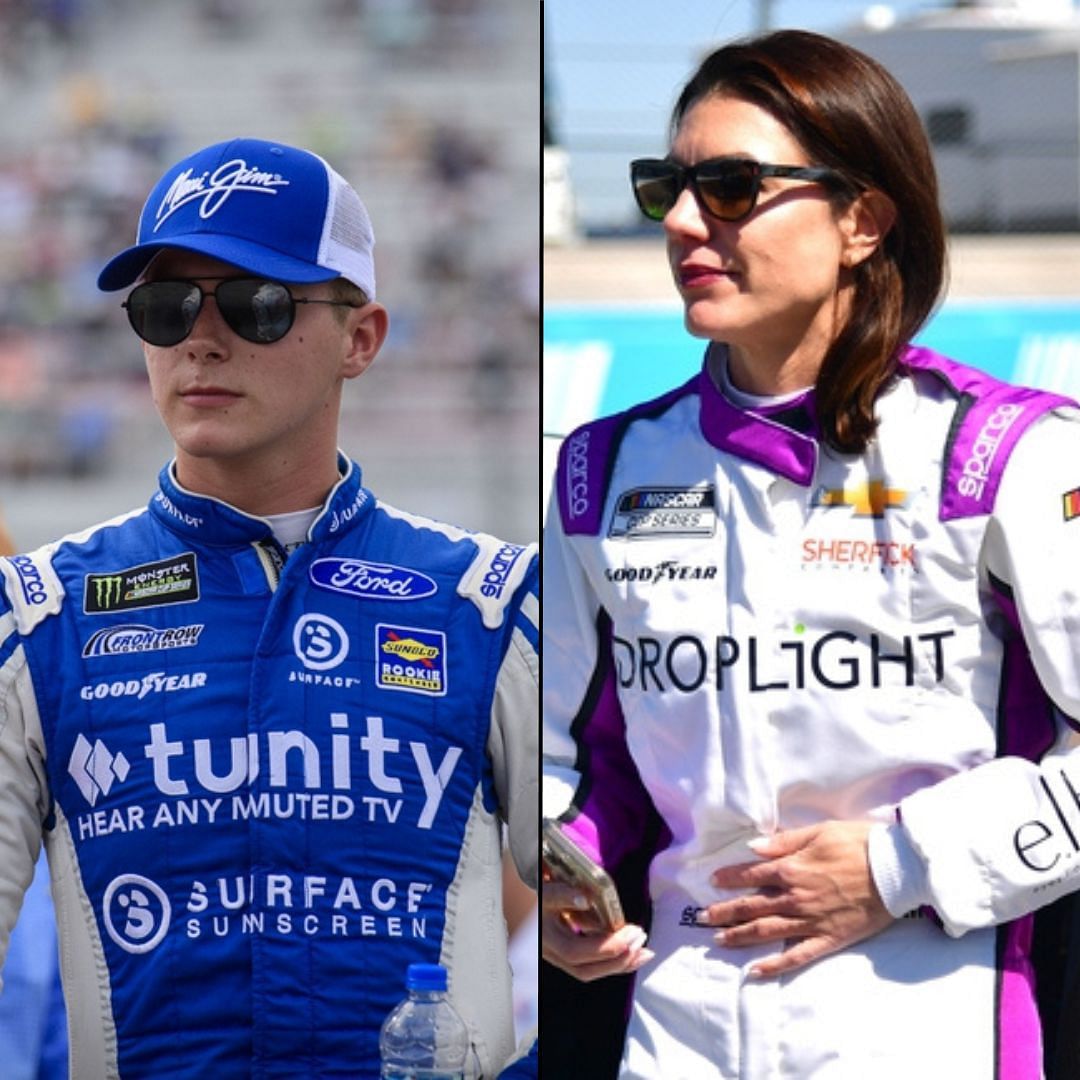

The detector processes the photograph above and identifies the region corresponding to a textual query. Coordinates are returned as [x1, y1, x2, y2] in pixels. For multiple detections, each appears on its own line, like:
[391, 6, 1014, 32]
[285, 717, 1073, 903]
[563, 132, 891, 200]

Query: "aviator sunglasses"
[630, 156, 848, 223]
[123, 277, 363, 347]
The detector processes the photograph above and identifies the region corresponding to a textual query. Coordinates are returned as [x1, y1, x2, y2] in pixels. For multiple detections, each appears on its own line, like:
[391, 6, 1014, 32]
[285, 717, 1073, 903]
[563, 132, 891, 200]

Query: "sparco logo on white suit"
[958, 403, 1024, 500]
[564, 431, 590, 518]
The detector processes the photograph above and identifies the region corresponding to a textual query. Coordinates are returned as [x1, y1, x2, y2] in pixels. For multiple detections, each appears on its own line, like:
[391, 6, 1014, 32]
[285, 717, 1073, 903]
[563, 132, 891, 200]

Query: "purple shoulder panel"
[901, 345, 1076, 521]
[555, 373, 702, 536]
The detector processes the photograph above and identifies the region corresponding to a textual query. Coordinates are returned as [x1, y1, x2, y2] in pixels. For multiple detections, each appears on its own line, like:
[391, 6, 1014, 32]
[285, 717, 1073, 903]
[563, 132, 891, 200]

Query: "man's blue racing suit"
[0, 455, 538, 1078]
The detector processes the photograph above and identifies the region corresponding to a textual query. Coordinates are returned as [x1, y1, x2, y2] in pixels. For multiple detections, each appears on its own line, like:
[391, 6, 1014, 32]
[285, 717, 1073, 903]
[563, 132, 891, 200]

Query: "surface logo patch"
[1064, 488, 1080, 522]
[608, 486, 716, 540]
[376, 624, 447, 696]
[103, 874, 171, 954]
[84, 554, 199, 614]
[293, 613, 350, 672]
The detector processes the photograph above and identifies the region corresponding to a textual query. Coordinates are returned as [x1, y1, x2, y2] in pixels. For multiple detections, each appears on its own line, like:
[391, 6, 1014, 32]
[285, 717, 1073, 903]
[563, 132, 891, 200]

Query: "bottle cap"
[405, 963, 449, 992]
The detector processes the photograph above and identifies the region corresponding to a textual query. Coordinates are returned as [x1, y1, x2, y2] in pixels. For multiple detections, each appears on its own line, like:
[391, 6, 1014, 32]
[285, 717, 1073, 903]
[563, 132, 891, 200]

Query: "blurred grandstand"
[0, 0, 539, 548]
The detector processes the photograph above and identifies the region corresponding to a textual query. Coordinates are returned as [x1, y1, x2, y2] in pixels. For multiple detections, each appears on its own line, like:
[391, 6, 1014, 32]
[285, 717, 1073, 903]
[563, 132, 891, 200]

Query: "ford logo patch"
[309, 558, 437, 601]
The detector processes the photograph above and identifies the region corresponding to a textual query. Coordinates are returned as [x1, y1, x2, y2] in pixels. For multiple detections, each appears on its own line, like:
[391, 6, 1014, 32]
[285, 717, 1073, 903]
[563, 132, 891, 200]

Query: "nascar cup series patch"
[375, 624, 447, 696]
[608, 486, 717, 540]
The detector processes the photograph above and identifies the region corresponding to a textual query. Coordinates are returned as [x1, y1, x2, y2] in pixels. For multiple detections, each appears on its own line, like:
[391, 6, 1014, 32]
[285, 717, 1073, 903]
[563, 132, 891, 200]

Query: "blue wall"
[544, 300, 1080, 434]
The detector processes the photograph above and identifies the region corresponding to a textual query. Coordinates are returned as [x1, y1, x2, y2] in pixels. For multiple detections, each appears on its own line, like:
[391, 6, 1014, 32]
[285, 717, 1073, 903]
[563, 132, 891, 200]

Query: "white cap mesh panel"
[317, 159, 377, 299]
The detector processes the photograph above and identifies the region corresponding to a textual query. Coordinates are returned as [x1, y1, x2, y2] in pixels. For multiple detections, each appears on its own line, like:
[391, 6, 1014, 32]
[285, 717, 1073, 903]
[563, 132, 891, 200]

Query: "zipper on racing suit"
[253, 539, 286, 591]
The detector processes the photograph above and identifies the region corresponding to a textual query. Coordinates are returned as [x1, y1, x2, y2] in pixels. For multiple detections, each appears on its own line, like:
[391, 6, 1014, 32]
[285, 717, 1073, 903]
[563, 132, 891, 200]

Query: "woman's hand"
[541, 879, 654, 982]
[699, 821, 895, 979]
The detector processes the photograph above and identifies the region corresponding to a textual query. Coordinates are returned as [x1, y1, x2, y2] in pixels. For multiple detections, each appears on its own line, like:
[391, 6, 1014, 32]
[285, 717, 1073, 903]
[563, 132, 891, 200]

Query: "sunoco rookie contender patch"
[375, 624, 447, 696]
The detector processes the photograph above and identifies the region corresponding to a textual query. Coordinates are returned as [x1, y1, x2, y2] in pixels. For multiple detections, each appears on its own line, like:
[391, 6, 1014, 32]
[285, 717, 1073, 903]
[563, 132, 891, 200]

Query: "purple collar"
[698, 346, 820, 486]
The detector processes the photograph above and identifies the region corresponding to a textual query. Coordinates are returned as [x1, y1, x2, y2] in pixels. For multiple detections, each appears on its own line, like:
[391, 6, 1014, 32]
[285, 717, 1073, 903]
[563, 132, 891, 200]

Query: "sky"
[545, 0, 938, 229]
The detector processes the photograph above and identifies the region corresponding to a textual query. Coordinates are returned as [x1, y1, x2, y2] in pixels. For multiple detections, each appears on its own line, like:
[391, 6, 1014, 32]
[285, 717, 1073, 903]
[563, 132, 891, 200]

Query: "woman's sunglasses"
[630, 157, 848, 223]
[122, 277, 363, 347]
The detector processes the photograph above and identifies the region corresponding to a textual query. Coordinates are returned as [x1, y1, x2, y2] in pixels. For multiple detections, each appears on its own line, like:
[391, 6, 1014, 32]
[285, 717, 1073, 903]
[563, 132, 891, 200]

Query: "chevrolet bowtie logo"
[812, 480, 910, 518]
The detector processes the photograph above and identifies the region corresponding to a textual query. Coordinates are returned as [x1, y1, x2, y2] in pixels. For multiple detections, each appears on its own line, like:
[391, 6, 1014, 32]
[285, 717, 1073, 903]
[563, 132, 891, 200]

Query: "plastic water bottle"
[379, 962, 471, 1079]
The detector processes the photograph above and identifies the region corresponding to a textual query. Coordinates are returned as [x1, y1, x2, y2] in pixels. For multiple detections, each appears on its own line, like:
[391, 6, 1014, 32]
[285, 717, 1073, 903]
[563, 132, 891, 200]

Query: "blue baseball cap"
[97, 137, 376, 298]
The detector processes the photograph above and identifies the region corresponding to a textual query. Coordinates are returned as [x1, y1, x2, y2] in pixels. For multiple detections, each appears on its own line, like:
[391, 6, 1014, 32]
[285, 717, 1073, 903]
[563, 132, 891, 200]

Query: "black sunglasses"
[122, 277, 363, 346]
[630, 157, 848, 223]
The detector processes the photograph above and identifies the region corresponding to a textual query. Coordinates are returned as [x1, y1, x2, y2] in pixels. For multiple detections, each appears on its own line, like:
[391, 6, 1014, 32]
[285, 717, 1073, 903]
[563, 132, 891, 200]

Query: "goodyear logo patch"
[84, 554, 199, 615]
[375, 624, 447, 696]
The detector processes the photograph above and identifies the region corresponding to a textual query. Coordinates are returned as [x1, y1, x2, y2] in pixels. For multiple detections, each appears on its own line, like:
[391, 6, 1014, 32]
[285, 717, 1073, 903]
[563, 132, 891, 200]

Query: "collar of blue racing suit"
[149, 451, 375, 546]
[699, 343, 820, 486]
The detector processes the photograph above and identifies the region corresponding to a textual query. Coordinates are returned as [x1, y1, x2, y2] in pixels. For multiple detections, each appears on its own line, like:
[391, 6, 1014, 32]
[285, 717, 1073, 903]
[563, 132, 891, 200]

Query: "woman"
[542, 29, 1080, 1078]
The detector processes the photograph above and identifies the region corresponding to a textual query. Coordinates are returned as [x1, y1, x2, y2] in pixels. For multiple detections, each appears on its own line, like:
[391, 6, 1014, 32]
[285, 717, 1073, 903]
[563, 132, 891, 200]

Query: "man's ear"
[839, 189, 896, 270]
[342, 302, 389, 379]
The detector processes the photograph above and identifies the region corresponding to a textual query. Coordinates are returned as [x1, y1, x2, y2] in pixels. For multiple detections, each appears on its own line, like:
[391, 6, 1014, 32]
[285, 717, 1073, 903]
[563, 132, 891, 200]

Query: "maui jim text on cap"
[97, 137, 376, 298]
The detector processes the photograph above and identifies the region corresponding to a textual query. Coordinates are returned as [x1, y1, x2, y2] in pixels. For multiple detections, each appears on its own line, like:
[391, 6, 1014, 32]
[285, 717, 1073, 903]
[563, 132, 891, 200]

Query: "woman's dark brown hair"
[672, 29, 947, 453]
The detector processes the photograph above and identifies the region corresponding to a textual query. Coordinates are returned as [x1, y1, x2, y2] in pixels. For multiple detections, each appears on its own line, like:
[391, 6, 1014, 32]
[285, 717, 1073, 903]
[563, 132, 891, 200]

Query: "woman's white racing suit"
[543, 344, 1080, 1079]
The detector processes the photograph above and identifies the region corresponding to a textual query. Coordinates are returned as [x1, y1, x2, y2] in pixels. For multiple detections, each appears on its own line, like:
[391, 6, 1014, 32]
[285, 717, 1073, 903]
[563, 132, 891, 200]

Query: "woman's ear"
[839, 189, 896, 269]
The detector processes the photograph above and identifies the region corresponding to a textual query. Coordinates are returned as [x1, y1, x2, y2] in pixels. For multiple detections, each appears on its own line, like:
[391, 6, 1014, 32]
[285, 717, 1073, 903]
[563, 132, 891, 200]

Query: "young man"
[0, 138, 538, 1078]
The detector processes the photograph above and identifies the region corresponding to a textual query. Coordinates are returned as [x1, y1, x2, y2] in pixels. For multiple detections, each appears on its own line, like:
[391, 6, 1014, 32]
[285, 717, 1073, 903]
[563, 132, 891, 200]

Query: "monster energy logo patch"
[84, 554, 199, 614]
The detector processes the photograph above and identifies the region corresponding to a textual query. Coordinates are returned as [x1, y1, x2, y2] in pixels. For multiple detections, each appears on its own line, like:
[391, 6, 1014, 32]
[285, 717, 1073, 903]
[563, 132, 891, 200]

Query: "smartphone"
[541, 819, 625, 932]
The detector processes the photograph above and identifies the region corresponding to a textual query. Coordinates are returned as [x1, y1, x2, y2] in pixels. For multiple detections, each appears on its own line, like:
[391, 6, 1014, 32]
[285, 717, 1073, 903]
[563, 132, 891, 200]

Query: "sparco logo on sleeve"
[479, 543, 527, 600]
[957, 403, 1024, 501]
[609, 486, 717, 540]
[84, 554, 200, 614]
[564, 431, 590, 519]
[9, 554, 48, 606]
